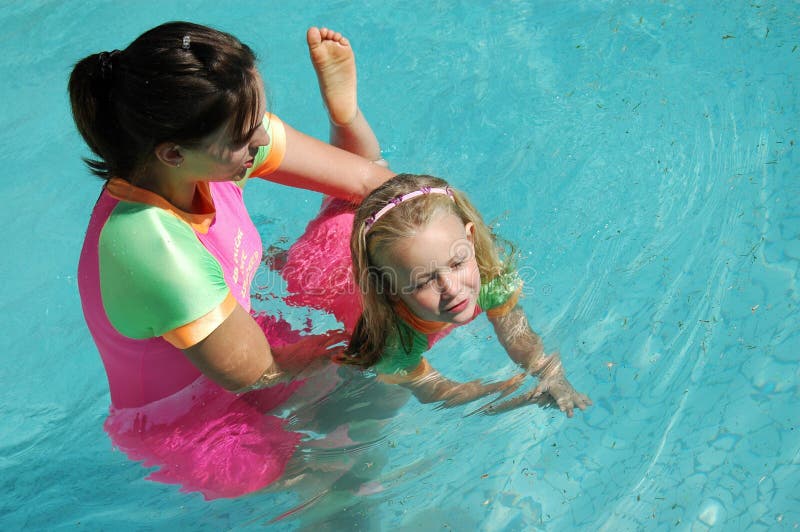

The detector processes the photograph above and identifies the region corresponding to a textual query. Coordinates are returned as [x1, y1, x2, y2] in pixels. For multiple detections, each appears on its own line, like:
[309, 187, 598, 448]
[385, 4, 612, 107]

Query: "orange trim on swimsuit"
[377, 357, 432, 384]
[105, 178, 216, 234]
[485, 286, 523, 319]
[394, 300, 451, 335]
[162, 292, 238, 349]
[251, 114, 287, 177]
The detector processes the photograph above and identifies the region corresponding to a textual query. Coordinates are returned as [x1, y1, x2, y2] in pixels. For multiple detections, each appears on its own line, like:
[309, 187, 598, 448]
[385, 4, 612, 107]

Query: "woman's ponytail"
[68, 21, 261, 182]
[68, 50, 124, 179]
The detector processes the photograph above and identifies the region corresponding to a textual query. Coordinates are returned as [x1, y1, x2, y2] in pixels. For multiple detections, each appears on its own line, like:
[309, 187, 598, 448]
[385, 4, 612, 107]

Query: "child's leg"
[307, 27, 386, 165]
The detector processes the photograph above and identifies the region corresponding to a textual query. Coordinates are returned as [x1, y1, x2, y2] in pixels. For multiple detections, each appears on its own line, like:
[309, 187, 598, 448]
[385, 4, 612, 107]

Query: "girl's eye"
[452, 260, 465, 269]
[415, 277, 436, 290]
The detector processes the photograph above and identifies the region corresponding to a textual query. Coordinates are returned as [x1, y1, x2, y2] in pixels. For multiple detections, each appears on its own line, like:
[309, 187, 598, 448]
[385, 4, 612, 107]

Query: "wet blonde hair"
[344, 173, 506, 369]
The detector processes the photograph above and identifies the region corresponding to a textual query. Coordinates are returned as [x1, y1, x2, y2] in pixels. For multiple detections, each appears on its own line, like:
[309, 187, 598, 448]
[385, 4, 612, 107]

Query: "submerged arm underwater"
[379, 358, 525, 408]
[487, 304, 592, 418]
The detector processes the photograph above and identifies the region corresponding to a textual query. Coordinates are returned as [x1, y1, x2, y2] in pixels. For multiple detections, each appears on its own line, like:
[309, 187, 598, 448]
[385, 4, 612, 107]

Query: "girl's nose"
[437, 272, 459, 297]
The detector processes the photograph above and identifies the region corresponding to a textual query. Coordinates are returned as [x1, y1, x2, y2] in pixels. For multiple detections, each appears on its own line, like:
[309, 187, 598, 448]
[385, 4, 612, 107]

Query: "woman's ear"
[154, 142, 184, 168]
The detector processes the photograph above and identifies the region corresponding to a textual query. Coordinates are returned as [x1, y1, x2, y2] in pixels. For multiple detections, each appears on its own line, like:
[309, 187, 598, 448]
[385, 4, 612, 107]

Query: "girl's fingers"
[530, 383, 544, 399]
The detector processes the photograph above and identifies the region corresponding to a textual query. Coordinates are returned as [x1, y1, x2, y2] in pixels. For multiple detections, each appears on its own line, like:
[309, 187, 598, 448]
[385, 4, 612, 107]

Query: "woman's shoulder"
[100, 200, 198, 253]
[97, 200, 228, 339]
[98, 199, 224, 297]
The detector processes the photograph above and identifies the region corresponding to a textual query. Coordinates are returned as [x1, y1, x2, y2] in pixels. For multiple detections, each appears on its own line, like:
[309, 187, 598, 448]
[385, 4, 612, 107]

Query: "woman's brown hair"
[68, 21, 262, 180]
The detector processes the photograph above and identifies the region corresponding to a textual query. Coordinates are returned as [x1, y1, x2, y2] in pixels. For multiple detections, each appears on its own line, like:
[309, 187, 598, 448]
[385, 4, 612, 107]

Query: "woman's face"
[180, 71, 269, 182]
[375, 212, 482, 324]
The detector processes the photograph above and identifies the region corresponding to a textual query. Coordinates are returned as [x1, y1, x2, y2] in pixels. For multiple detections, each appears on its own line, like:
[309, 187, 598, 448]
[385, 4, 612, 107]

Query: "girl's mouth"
[445, 299, 469, 314]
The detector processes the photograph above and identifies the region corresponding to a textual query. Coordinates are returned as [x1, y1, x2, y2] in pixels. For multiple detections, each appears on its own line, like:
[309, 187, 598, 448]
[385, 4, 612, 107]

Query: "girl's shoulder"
[479, 267, 523, 313]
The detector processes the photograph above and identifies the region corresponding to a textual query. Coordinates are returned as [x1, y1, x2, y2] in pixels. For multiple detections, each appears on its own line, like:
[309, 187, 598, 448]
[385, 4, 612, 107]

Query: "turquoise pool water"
[1, 1, 797, 529]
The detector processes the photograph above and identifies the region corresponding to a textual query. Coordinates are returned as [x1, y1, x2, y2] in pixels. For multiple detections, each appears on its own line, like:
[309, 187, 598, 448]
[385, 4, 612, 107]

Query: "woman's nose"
[251, 124, 270, 148]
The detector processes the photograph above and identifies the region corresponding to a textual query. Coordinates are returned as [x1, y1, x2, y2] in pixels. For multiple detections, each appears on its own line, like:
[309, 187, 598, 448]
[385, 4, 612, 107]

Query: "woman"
[70, 21, 394, 498]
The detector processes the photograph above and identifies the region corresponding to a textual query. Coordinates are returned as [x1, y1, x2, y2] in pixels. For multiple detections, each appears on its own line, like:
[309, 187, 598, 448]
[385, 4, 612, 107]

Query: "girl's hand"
[471, 353, 592, 417]
[528, 351, 591, 417]
[530, 366, 592, 418]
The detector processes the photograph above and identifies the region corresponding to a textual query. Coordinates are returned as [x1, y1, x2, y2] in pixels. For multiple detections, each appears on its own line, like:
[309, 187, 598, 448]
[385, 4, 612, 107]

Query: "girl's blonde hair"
[344, 173, 506, 369]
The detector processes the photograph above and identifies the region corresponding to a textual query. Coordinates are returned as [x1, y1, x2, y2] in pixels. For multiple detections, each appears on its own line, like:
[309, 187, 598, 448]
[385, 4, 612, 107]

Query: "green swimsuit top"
[375, 270, 522, 376]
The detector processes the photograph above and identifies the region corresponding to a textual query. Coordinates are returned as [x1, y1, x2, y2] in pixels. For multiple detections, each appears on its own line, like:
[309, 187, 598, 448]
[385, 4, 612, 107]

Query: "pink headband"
[364, 186, 454, 232]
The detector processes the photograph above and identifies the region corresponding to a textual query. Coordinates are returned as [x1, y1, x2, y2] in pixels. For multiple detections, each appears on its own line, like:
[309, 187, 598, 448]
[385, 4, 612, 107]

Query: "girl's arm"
[262, 122, 394, 202]
[380, 358, 524, 408]
[488, 304, 592, 417]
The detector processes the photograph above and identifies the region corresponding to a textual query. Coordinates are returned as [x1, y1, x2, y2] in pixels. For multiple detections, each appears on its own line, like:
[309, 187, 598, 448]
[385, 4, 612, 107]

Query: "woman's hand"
[270, 330, 348, 378]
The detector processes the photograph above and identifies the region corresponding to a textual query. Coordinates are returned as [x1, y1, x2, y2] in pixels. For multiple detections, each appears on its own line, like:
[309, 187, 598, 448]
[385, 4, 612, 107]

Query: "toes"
[306, 27, 321, 46]
[317, 27, 348, 44]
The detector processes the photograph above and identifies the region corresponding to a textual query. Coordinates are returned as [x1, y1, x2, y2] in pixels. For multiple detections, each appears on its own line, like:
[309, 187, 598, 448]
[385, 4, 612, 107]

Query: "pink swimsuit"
[78, 116, 312, 499]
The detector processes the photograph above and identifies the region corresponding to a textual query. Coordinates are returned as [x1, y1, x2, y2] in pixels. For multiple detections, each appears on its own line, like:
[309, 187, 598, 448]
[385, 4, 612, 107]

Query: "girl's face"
[376, 212, 482, 324]
[180, 71, 269, 182]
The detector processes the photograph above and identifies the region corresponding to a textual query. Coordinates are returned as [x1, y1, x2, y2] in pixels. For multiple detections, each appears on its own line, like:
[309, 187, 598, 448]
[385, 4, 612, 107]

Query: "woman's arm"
[183, 304, 339, 393]
[488, 305, 592, 417]
[382, 358, 524, 408]
[263, 122, 394, 202]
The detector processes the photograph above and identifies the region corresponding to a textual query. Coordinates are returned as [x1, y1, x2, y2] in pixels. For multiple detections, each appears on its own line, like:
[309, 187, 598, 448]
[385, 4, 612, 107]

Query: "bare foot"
[307, 27, 358, 126]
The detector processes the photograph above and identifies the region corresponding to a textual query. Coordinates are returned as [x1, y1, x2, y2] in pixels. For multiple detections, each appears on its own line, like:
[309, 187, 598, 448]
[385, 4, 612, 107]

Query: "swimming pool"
[1, 0, 797, 529]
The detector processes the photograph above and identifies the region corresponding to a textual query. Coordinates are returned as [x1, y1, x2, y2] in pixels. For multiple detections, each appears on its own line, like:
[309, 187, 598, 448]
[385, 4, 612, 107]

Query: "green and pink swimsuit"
[78, 115, 307, 499]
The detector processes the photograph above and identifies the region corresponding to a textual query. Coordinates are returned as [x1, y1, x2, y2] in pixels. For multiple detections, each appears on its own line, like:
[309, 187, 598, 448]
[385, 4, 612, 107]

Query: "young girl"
[342, 174, 592, 417]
